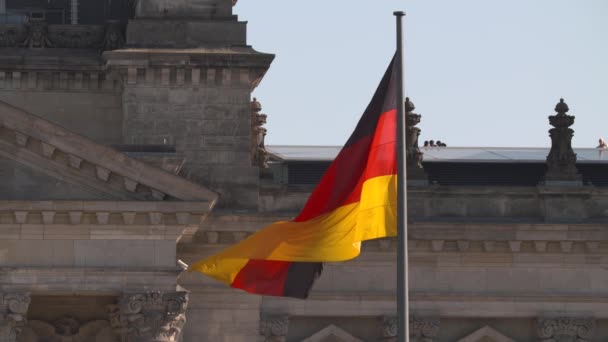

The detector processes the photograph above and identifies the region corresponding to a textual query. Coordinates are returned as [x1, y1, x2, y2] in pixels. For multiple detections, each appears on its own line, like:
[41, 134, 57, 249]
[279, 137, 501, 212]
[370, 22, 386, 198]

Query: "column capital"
[109, 291, 188, 342]
[0, 293, 31, 342]
[537, 317, 595, 342]
[380, 315, 440, 342]
[259, 314, 289, 342]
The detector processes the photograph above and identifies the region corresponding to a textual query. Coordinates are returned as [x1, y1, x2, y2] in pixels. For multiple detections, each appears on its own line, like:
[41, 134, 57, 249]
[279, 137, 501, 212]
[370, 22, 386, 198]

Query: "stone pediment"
[0, 100, 218, 203]
[301, 324, 363, 342]
[457, 326, 516, 342]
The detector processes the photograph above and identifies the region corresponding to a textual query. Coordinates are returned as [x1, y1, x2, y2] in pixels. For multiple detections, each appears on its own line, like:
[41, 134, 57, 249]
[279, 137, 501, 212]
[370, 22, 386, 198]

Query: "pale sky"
[235, 0, 607, 148]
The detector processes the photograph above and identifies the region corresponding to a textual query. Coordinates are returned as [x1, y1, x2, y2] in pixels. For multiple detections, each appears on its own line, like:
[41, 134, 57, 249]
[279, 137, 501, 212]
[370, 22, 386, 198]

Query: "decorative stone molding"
[112, 64, 253, 88]
[1, 20, 125, 50]
[23, 317, 114, 342]
[0, 70, 119, 92]
[251, 98, 269, 168]
[380, 316, 439, 342]
[0, 293, 31, 342]
[109, 291, 188, 342]
[543, 98, 582, 185]
[259, 314, 289, 342]
[0, 201, 208, 228]
[536, 317, 595, 342]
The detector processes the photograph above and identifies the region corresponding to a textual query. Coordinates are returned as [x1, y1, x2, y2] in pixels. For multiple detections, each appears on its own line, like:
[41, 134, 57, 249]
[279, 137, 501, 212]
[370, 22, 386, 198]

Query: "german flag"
[189, 56, 398, 298]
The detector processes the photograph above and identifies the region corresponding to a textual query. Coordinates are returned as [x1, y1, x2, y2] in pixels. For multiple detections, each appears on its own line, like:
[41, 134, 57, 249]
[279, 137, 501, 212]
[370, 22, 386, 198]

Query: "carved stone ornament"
[259, 314, 289, 342]
[544, 98, 582, 184]
[0, 26, 27, 47]
[109, 291, 188, 342]
[2, 20, 123, 50]
[251, 98, 269, 169]
[537, 317, 595, 342]
[22, 19, 53, 48]
[381, 316, 439, 342]
[0, 293, 31, 341]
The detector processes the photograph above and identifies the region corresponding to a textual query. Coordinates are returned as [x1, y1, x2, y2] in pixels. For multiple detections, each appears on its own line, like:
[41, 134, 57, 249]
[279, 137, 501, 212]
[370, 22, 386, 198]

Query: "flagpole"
[393, 10, 409, 342]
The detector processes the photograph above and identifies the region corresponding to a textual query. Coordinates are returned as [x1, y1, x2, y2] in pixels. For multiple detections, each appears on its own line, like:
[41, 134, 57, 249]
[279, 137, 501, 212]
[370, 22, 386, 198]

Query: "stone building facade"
[1, 1, 607, 341]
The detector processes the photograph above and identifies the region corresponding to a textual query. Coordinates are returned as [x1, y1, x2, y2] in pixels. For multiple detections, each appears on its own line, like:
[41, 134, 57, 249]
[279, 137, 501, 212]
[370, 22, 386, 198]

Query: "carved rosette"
[537, 317, 595, 342]
[0, 293, 31, 341]
[405, 98, 427, 182]
[251, 98, 269, 169]
[380, 316, 439, 342]
[110, 291, 188, 342]
[381, 315, 398, 341]
[259, 315, 288, 342]
[544, 98, 582, 183]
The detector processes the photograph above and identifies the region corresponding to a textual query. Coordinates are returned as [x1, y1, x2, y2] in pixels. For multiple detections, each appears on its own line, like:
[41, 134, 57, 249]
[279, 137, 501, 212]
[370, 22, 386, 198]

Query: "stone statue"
[101, 21, 126, 51]
[405, 97, 428, 183]
[22, 19, 53, 48]
[251, 98, 269, 168]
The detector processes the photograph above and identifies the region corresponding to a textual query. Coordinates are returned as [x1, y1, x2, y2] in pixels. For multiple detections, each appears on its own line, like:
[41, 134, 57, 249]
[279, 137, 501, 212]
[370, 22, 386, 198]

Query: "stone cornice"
[0, 69, 120, 92]
[104, 47, 274, 89]
[0, 266, 182, 293]
[103, 47, 275, 67]
[0, 100, 218, 203]
[260, 291, 608, 318]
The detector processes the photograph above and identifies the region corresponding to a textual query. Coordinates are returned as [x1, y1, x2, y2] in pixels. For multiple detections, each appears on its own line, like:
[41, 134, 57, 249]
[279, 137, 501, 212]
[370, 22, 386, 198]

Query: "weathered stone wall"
[0, 158, 107, 200]
[0, 67, 124, 145]
[180, 183, 608, 341]
[105, 49, 273, 209]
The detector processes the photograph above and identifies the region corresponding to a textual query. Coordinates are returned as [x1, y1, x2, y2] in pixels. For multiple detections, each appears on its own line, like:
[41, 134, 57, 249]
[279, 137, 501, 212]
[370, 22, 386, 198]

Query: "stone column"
[543, 98, 582, 185]
[259, 315, 288, 342]
[405, 98, 428, 184]
[0, 293, 31, 342]
[108, 291, 188, 342]
[380, 316, 439, 342]
[536, 317, 595, 342]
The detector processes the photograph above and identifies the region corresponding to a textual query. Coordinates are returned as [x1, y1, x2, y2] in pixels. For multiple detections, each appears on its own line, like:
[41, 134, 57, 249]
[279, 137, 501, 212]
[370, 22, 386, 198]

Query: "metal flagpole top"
[393, 11, 406, 16]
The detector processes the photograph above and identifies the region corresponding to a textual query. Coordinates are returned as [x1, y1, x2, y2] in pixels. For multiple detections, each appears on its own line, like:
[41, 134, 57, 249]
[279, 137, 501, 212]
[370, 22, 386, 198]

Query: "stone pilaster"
[0, 293, 31, 342]
[380, 316, 439, 342]
[543, 98, 582, 186]
[109, 291, 188, 342]
[536, 317, 595, 342]
[405, 98, 428, 184]
[259, 314, 288, 342]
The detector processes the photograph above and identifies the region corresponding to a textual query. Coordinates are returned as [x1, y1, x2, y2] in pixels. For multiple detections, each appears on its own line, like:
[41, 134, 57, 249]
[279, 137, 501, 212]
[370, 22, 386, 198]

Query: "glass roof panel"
[267, 145, 608, 163]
